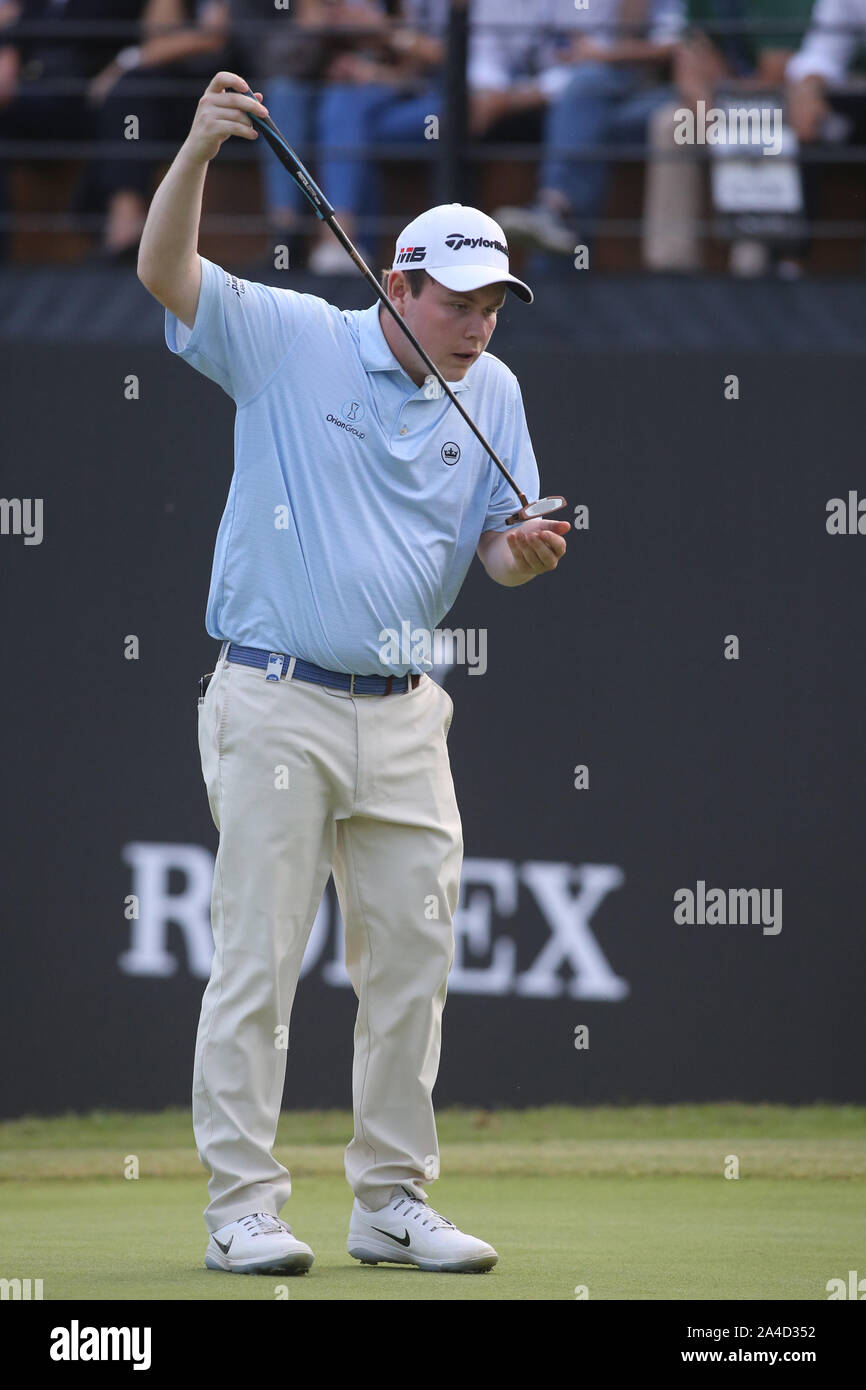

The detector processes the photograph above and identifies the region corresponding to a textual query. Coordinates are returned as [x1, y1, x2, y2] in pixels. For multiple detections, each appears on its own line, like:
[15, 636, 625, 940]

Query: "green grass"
[1, 1106, 863, 1300]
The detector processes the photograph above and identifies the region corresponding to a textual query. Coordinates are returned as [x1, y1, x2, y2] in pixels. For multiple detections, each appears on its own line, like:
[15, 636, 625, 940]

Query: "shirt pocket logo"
[441, 441, 461, 465]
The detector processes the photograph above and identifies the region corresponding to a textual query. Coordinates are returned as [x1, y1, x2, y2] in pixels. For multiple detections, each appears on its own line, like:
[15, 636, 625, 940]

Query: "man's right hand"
[138, 71, 269, 327]
[183, 71, 269, 165]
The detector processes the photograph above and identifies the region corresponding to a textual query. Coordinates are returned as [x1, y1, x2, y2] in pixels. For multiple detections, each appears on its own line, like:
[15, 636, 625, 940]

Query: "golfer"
[137, 71, 570, 1276]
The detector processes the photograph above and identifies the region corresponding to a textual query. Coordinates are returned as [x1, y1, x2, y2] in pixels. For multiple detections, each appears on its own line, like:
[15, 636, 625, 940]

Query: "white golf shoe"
[205, 1211, 314, 1275]
[347, 1186, 498, 1273]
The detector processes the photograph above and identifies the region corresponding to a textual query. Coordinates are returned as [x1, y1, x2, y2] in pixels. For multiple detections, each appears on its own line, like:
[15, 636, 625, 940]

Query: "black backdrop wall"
[1, 273, 864, 1116]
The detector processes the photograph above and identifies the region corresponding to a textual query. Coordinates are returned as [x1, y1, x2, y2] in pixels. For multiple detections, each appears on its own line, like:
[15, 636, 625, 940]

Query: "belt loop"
[285, 656, 297, 682]
[384, 675, 393, 696]
[349, 673, 355, 695]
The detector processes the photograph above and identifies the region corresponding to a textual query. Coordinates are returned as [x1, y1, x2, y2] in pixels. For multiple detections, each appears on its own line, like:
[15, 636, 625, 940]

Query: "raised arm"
[136, 71, 268, 327]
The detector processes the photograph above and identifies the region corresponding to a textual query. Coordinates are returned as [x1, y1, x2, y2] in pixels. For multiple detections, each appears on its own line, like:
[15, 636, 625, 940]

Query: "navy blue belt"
[223, 642, 422, 696]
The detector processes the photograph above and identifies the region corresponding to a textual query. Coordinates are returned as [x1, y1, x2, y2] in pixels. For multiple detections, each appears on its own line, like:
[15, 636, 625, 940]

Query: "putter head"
[506, 495, 568, 526]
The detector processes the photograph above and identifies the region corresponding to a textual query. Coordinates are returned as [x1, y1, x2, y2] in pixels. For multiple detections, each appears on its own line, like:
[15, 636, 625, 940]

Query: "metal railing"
[1, 7, 865, 252]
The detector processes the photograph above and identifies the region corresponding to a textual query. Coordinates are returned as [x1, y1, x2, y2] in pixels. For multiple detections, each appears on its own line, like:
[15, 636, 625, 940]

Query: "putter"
[228, 85, 567, 527]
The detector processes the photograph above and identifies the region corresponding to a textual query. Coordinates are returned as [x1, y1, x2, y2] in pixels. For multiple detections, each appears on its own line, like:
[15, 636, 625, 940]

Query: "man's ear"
[388, 270, 408, 315]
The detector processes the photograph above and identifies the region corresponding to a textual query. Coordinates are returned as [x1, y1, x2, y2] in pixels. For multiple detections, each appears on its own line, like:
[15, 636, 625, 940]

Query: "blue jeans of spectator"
[260, 77, 440, 228]
[541, 62, 675, 230]
[259, 78, 315, 218]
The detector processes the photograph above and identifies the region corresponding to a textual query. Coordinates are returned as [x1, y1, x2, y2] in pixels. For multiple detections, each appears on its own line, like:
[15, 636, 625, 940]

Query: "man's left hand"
[507, 517, 570, 579]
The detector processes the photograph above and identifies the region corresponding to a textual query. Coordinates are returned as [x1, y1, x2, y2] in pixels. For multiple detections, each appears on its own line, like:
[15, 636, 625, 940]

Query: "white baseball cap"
[389, 203, 533, 305]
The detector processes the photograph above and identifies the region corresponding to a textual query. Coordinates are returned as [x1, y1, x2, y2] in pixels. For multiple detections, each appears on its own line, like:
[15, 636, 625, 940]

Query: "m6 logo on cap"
[395, 245, 427, 264]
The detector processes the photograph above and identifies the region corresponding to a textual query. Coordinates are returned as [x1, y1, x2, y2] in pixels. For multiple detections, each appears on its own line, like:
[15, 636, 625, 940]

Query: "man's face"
[390, 272, 507, 381]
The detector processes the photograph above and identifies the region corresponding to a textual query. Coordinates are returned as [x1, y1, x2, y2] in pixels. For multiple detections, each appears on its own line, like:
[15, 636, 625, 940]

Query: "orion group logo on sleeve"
[445, 233, 508, 257]
[223, 271, 246, 299]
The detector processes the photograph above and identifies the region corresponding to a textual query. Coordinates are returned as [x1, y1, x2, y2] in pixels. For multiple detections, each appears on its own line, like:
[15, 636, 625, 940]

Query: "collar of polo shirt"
[359, 302, 472, 394]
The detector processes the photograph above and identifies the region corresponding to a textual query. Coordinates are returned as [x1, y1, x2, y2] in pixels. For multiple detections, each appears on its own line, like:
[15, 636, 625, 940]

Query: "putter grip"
[227, 86, 335, 222]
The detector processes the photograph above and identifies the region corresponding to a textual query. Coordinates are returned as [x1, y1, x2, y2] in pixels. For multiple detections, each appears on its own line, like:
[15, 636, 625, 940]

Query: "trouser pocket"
[198, 664, 228, 830]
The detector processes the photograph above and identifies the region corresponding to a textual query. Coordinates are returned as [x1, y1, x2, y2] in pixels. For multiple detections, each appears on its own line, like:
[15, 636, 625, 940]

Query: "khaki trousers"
[194, 643, 462, 1232]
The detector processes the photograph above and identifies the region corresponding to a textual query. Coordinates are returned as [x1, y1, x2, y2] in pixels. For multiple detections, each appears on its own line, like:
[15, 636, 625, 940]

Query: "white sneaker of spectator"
[307, 238, 372, 274]
[728, 239, 770, 277]
[494, 200, 576, 255]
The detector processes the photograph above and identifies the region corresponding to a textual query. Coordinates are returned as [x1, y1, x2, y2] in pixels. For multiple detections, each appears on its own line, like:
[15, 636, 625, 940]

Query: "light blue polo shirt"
[165, 255, 541, 675]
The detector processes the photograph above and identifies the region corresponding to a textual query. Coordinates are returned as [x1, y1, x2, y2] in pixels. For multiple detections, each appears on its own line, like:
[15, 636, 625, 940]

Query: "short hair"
[380, 268, 433, 298]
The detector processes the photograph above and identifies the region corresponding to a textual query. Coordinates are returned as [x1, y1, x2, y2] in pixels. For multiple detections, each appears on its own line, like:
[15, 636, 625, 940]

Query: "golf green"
[1, 1105, 863, 1301]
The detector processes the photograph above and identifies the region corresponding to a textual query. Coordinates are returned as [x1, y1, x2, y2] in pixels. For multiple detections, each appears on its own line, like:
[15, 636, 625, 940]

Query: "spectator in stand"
[231, 0, 445, 273]
[785, 0, 866, 264]
[492, 0, 685, 258]
[0, 0, 148, 260]
[305, 0, 447, 273]
[642, 0, 813, 274]
[88, 0, 233, 260]
[787, 0, 866, 135]
[465, 0, 576, 146]
[223, 0, 312, 264]
[0, 0, 231, 260]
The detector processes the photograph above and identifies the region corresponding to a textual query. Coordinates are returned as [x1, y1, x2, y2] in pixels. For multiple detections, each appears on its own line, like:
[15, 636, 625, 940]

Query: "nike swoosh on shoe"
[371, 1226, 411, 1247]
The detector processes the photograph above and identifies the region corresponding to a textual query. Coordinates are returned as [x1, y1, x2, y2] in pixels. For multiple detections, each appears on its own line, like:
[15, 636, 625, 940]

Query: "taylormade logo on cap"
[444, 232, 508, 257]
[390, 204, 533, 305]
